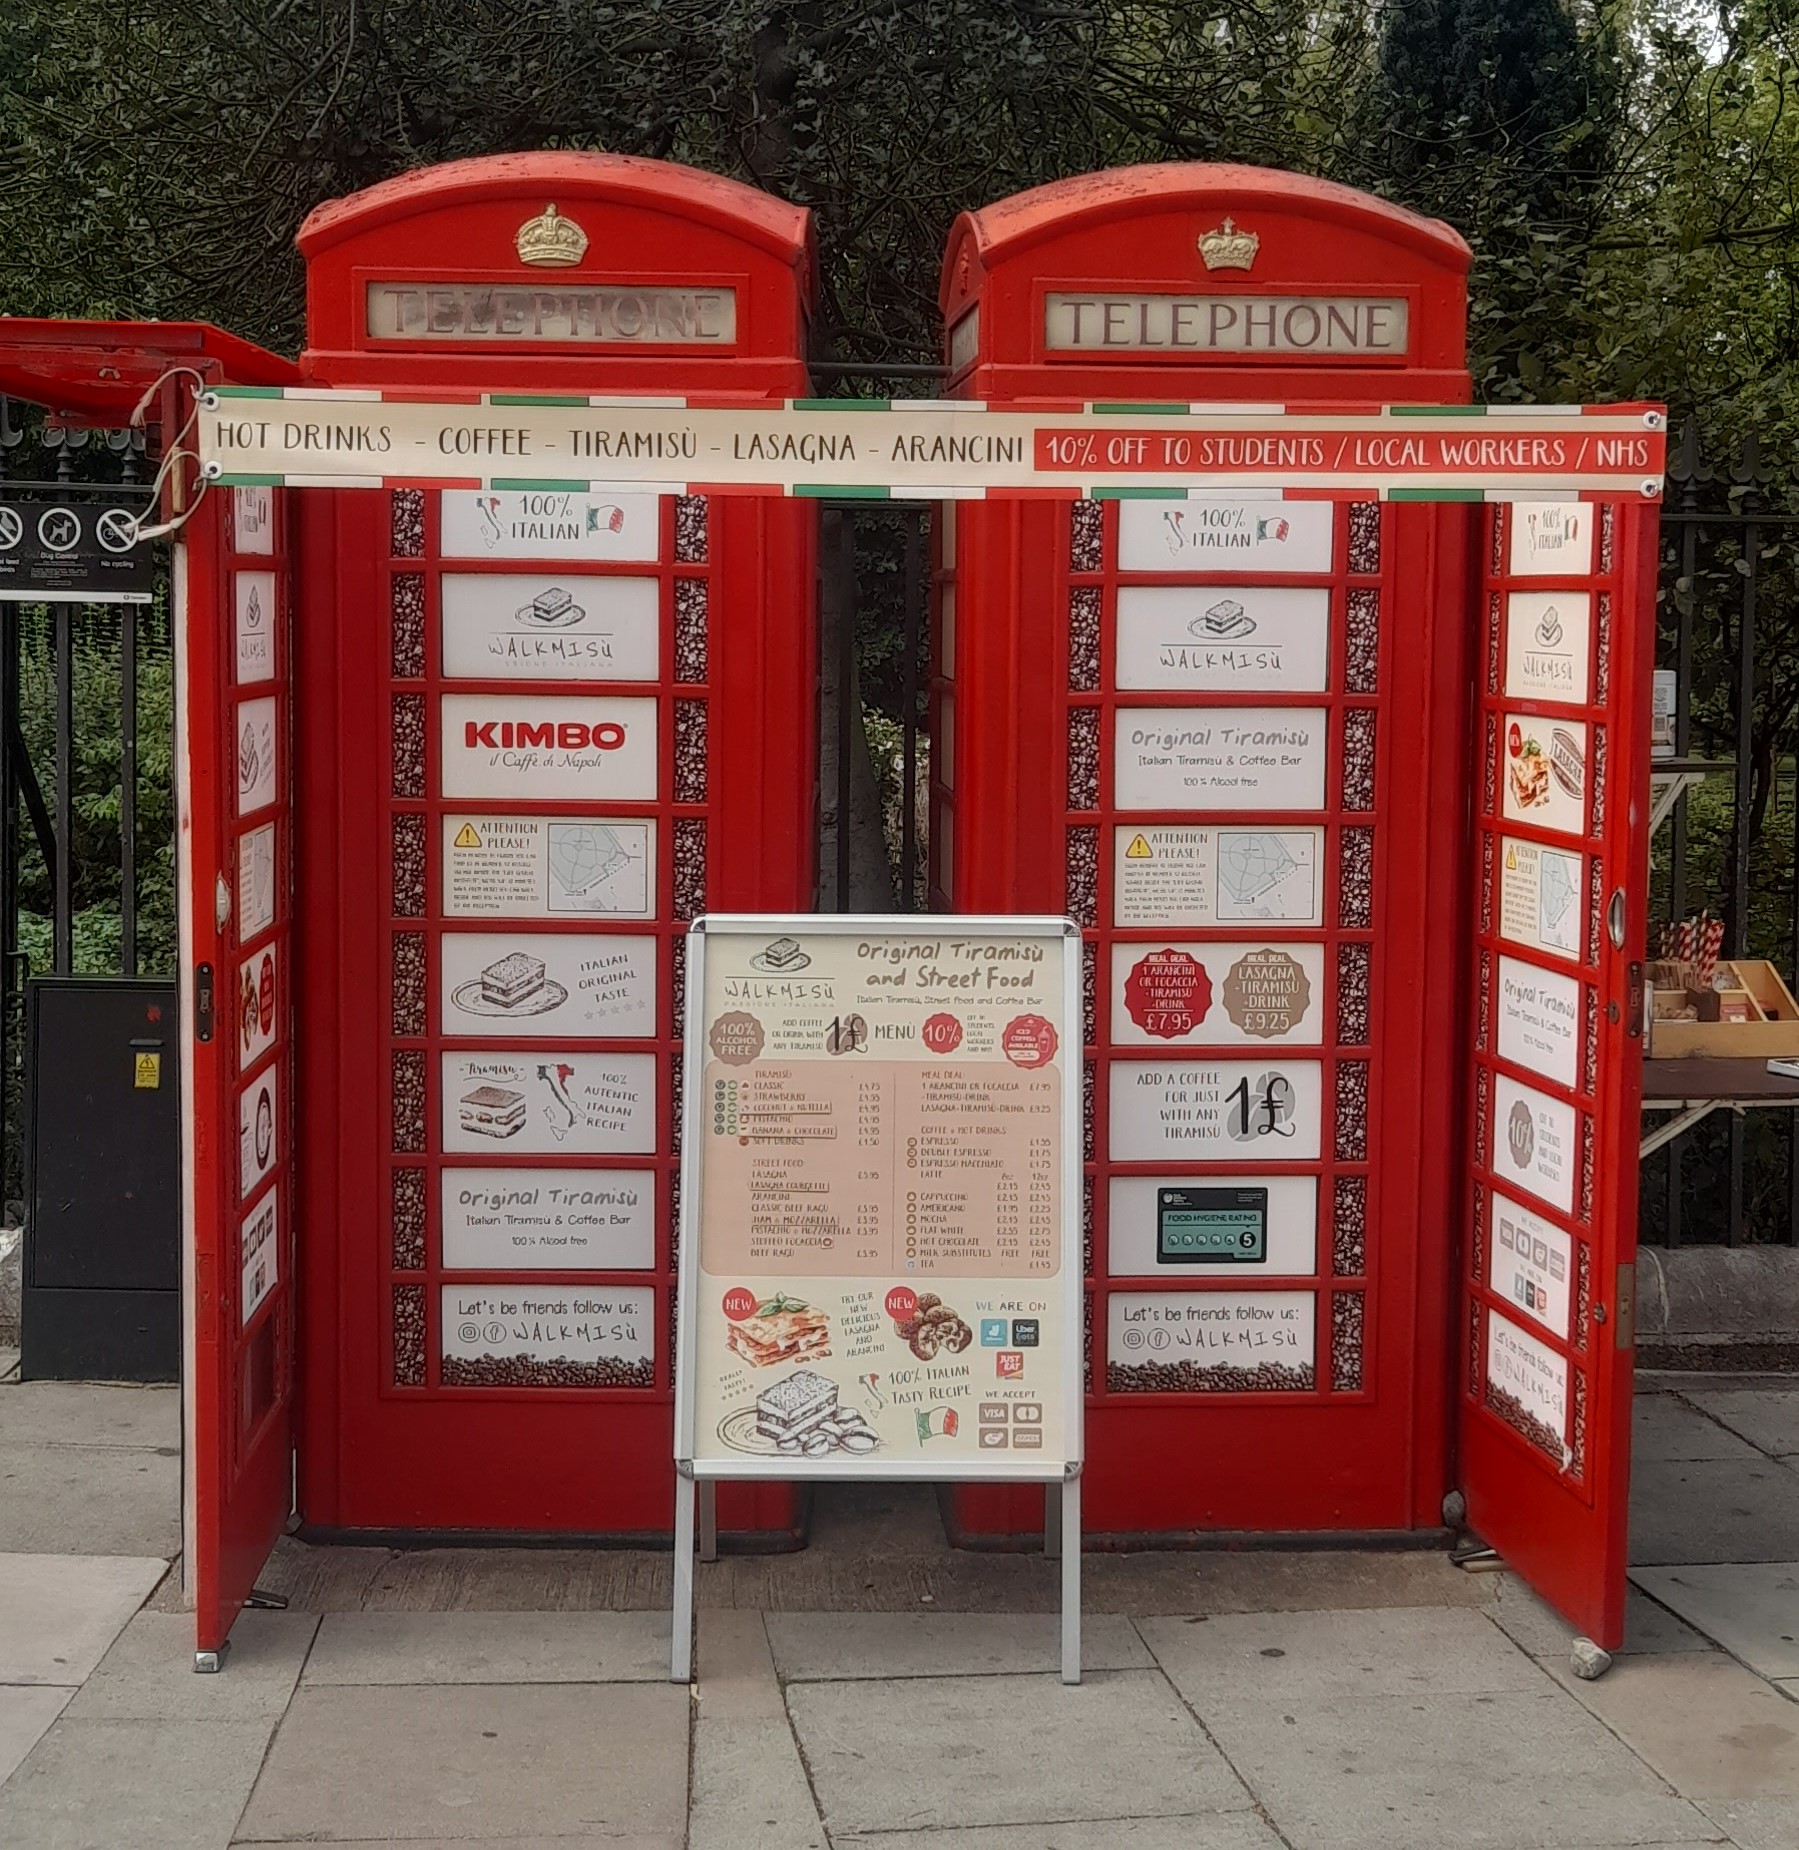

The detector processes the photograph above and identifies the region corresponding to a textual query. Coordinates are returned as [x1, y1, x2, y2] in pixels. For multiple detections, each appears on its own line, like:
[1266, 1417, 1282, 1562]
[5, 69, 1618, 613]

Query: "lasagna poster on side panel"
[680, 925, 1077, 1473]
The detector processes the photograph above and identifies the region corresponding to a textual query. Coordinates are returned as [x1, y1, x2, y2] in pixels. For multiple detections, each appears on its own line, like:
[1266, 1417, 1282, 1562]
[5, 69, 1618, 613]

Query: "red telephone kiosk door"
[288, 154, 817, 1539]
[0, 319, 304, 1661]
[933, 165, 1651, 1644]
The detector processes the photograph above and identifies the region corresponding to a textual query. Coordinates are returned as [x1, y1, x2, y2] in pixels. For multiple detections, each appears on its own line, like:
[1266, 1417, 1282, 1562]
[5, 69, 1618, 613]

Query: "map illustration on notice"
[548, 823, 648, 915]
[1537, 851, 1578, 954]
[1217, 831, 1318, 921]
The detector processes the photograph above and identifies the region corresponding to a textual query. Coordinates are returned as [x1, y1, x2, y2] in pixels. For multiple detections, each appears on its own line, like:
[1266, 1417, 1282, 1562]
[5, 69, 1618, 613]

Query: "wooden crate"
[1648, 960, 1799, 1058]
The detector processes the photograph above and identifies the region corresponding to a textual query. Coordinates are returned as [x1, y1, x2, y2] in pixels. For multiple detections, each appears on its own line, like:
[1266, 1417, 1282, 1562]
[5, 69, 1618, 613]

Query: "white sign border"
[673, 912, 1084, 1485]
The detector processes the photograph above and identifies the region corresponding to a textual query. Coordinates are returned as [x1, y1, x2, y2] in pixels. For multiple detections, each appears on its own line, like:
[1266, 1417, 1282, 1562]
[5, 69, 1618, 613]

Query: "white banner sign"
[200, 390, 1666, 499]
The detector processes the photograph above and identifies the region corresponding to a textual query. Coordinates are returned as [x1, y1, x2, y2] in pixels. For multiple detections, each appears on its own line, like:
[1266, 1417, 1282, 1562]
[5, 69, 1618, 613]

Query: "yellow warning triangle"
[453, 823, 481, 848]
[1125, 833, 1153, 860]
[1505, 845, 1518, 870]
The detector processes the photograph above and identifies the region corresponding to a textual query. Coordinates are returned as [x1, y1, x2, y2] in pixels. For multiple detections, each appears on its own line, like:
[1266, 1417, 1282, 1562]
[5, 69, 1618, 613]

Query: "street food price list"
[683, 927, 1075, 1473]
[702, 1062, 1059, 1279]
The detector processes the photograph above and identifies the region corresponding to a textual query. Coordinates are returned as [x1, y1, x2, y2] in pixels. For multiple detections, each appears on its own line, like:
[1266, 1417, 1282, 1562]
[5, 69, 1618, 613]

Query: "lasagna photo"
[725, 1293, 832, 1368]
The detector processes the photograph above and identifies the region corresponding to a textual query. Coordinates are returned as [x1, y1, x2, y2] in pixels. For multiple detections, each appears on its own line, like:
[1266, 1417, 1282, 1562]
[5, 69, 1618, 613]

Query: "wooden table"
[1640, 1056, 1799, 1157]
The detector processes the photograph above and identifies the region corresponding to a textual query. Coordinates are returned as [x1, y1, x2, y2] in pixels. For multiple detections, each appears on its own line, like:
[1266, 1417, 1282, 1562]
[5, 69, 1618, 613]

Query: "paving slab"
[302, 1609, 666, 1685]
[1629, 1457, 1799, 1565]
[0, 1687, 69, 1788]
[1488, 1573, 1711, 1659]
[1699, 1796, 1799, 1850]
[0, 1716, 274, 1850]
[766, 1612, 1151, 1680]
[1628, 1564, 1799, 1681]
[1633, 1392, 1763, 1462]
[1546, 1649, 1799, 1798]
[66, 1610, 318, 1720]
[1139, 1605, 1543, 1700]
[0, 1440, 180, 1556]
[0, 1553, 167, 1683]
[690, 1611, 825, 1850]
[834, 1818, 1286, 1850]
[236, 1682, 688, 1844]
[1191, 1685, 1710, 1850]
[1682, 1390, 1799, 1459]
[785, 1668, 1252, 1834]
[0, 1381, 179, 1450]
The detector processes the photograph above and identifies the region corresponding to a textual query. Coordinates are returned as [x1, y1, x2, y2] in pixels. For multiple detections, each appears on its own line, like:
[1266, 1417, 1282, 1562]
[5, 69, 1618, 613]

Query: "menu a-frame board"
[672, 914, 1084, 1680]
[1456, 498, 1653, 1655]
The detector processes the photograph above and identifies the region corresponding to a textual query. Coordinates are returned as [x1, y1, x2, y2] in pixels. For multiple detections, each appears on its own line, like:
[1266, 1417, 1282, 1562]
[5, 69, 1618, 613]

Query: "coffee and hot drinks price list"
[689, 932, 1070, 1469]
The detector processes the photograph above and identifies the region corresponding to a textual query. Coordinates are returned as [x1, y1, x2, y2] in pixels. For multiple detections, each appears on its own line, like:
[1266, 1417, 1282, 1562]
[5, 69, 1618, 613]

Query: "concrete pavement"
[0, 1369, 1791, 1848]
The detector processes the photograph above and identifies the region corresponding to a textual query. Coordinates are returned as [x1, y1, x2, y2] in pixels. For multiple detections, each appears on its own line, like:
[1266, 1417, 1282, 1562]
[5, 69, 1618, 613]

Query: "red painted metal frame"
[290, 154, 817, 1540]
[933, 164, 1480, 1542]
[0, 322, 301, 1661]
[188, 475, 301, 1652]
[1456, 501, 1652, 1649]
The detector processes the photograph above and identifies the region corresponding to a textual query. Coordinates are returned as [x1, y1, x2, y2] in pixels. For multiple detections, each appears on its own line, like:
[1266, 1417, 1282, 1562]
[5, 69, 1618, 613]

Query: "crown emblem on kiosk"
[1198, 217, 1259, 272]
[515, 203, 589, 268]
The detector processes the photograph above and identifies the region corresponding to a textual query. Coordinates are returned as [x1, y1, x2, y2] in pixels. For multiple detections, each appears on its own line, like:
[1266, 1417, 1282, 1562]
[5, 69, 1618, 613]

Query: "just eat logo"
[463, 719, 627, 751]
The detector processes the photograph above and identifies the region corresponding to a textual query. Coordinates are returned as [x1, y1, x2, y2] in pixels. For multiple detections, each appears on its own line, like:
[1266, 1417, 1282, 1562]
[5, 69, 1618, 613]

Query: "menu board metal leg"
[1060, 1475, 1081, 1686]
[671, 1471, 696, 1683]
[1043, 1482, 1062, 1559]
[698, 1480, 718, 1563]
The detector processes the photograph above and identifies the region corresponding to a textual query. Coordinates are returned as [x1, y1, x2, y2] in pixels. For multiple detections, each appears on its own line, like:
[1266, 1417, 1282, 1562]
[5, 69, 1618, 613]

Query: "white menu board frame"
[671, 914, 1085, 1685]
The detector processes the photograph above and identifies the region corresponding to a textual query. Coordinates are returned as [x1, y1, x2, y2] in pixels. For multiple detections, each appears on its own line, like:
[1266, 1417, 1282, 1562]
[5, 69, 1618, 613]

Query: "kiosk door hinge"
[194, 963, 215, 1043]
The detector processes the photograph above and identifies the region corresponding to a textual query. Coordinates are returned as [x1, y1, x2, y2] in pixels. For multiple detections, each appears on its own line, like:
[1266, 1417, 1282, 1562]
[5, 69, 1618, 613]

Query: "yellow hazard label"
[1505, 845, 1518, 870]
[134, 1052, 161, 1089]
[453, 823, 482, 848]
[1124, 833, 1153, 860]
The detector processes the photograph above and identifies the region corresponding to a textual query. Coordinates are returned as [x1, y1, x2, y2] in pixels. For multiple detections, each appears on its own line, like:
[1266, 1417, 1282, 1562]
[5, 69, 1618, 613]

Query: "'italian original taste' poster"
[677, 920, 1080, 1478]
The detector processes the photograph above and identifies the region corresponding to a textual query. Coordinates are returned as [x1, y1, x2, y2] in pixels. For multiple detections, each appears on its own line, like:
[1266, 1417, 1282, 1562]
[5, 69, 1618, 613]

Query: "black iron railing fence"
[0, 400, 1792, 1243]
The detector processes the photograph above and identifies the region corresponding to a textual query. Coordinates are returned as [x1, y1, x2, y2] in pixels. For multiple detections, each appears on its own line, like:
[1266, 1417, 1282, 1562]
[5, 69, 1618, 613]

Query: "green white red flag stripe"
[199, 388, 1667, 501]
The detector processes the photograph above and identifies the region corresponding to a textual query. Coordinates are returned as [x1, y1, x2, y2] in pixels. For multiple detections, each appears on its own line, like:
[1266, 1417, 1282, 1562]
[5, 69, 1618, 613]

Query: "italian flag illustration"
[915, 1408, 960, 1443]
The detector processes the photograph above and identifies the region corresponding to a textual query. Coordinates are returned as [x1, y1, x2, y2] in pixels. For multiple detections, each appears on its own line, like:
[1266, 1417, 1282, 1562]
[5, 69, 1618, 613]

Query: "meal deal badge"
[676, 917, 1080, 1482]
[1115, 708, 1327, 812]
[1112, 943, 1321, 1047]
[1504, 592, 1591, 703]
[439, 695, 657, 800]
[1492, 1072, 1578, 1214]
[1499, 837, 1582, 963]
[1118, 499, 1334, 573]
[1501, 713, 1586, 837]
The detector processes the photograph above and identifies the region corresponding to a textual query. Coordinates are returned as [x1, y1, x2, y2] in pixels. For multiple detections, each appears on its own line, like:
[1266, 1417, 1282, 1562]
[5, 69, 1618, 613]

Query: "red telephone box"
[933, 166, 1650, 1648]
[277, 154, 819, 1549]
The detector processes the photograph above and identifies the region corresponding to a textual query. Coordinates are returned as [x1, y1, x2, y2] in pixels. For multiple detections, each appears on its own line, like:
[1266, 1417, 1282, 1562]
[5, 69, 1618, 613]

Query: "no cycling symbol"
[95, 508, 140, 553]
